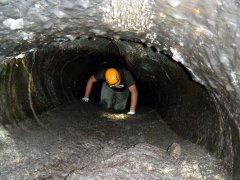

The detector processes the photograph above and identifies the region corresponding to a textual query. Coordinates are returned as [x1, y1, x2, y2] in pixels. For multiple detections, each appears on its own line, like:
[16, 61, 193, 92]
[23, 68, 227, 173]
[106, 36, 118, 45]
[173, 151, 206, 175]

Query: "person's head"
[105, 68, 121, 86]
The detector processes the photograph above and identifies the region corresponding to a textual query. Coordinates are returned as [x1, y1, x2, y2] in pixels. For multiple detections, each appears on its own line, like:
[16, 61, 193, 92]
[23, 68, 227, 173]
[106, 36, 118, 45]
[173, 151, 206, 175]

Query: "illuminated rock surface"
[0, 0, 239, 179]
[0, 102, 229, 179]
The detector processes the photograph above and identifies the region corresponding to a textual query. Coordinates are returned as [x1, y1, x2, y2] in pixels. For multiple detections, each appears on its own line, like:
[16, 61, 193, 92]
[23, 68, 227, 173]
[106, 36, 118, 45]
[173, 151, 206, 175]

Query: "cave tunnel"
[0, 0, 239, 179]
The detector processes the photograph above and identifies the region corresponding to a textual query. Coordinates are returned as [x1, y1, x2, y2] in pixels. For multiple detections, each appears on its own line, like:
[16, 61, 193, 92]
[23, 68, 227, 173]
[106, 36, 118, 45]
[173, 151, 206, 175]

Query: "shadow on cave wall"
[0, 38, 237, 178]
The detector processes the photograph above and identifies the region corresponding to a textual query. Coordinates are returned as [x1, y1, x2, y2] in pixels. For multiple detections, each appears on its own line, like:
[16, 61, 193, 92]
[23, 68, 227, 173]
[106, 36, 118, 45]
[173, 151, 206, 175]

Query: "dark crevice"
[0, 37, 216, 132]
[0, 38, 233, 177]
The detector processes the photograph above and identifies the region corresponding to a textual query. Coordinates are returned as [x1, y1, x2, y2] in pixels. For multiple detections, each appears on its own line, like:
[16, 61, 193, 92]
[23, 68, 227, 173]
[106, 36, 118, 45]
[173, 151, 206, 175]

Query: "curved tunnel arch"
[0, 0, 239, 179]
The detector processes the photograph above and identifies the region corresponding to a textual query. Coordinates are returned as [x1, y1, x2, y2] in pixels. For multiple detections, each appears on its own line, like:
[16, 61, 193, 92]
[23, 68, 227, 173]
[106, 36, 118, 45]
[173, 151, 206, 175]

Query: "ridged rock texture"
[0, 0, 239, 179]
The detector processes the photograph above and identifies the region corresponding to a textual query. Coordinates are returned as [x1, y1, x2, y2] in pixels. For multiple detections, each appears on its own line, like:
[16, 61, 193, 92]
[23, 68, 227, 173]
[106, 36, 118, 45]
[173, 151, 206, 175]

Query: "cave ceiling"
[0, 0, 240, 177]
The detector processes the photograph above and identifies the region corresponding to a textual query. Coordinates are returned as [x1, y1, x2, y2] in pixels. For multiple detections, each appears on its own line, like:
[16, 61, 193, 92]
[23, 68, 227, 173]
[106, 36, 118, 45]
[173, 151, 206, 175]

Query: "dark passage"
[0, 38, 230, 179]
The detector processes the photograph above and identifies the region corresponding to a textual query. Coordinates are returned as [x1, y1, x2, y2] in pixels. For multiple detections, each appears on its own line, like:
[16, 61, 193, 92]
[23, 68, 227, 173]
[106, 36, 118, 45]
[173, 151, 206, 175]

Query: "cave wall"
[0, 0, 239, 178]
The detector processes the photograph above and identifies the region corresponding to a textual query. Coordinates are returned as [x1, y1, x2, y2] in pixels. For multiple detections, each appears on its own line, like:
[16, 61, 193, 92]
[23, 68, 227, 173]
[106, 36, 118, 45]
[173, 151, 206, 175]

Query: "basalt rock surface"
[0, 0, 239, 178]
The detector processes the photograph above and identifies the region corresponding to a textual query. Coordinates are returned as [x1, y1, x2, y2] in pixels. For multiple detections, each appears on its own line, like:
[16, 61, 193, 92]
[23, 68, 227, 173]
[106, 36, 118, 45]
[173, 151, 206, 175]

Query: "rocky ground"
[0, 101, 230, 179]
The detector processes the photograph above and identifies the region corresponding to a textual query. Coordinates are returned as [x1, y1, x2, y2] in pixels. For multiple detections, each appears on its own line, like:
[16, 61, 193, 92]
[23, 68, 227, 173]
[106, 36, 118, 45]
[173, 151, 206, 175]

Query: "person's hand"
[82, 96, 89, 102]
[127, 109, 135, 115]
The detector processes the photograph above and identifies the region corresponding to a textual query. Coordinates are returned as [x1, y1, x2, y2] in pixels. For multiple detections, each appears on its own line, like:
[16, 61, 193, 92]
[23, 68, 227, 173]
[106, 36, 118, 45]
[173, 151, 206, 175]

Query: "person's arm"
[128, 84, 138, 114]
[82, 75, 97, 102]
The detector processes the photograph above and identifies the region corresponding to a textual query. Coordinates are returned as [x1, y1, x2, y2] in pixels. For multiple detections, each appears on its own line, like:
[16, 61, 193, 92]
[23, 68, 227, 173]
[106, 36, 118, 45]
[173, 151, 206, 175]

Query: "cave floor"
[0, 101, 229, 179]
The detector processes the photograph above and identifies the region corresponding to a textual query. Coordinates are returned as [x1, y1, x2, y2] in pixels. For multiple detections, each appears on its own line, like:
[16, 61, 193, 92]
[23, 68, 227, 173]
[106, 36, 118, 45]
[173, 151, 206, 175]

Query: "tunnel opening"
[0, 37, 231, 178]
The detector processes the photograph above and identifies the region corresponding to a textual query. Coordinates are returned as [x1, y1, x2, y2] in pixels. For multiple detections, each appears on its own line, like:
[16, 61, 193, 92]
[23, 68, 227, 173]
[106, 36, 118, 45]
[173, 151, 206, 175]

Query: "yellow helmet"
[105, 68, 121, 86]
